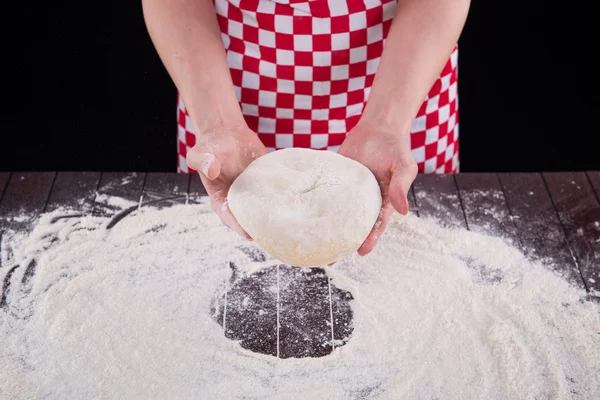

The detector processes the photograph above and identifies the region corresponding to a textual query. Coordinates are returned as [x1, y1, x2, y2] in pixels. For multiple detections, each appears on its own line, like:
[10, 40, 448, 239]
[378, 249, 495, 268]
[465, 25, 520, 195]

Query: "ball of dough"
[227, 148, 382, 266]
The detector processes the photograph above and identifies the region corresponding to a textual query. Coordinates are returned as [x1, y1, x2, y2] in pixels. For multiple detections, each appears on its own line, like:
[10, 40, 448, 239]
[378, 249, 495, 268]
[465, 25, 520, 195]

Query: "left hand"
[338, 122, 418, 256]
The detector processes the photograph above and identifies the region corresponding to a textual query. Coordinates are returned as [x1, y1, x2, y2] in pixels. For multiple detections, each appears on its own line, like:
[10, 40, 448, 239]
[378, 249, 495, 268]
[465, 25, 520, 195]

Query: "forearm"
[360, 0, 471, 136]
[142, 0, 244, 134]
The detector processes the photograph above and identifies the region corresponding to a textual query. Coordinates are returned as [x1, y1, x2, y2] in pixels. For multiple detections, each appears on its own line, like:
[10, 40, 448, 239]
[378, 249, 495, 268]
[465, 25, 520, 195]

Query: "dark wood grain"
[143, 172, 190, 208]
[0, 173, 11, 203]
[0, 172, 56, 224]
[498, 173, 583, 287]
[46, 172, 101, 213]
[407, 185, 418, 216]
[278, 265, 333, 358]
[329, 277, 354, 350]
[187, 173, 207, 203]
[455, 173, 518, 243]
[0, 173, 10, 270]
[220, 263, 279, 357]
[412, 174, 467, 228]
[144, 172, 189, 194]
[0, 172, 55, 308]
[543, 172, 600, 294]
[587, 171, 600, 198]
[93, 172, 146, 217]
[211, 248, 353, 359]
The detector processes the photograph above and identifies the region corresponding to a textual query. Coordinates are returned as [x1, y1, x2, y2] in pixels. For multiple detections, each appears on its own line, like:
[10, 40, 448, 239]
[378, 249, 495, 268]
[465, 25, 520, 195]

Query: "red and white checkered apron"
[177, 0, 459, 174]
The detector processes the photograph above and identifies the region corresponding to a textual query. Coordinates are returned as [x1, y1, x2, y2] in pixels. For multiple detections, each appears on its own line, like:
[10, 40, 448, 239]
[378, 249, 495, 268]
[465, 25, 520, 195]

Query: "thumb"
[388, 169, 415, 216]
[187, 149, 221, 180]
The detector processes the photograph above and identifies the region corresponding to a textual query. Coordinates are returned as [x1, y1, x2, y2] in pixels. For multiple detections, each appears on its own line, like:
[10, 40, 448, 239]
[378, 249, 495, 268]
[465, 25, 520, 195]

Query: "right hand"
[186, 124, 267, 239]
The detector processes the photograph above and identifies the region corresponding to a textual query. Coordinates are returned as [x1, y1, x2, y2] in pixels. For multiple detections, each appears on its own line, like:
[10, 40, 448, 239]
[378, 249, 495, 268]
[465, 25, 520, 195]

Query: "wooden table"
[1, 171, 599, 359]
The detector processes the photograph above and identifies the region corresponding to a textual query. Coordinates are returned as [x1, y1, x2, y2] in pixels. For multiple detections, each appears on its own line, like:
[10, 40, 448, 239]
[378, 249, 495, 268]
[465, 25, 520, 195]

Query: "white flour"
[1, 201, 599, 399]
[93, 193, 139, 209]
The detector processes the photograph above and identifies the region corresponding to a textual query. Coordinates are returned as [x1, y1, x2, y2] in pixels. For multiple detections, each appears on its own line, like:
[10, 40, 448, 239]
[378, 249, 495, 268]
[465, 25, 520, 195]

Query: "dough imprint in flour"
[227, 148, 382, 266]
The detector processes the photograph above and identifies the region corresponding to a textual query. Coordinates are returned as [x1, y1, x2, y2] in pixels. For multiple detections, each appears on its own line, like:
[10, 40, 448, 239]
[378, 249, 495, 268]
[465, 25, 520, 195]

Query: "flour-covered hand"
[186, 124, 267, 239]
[338, 123, 417, 256]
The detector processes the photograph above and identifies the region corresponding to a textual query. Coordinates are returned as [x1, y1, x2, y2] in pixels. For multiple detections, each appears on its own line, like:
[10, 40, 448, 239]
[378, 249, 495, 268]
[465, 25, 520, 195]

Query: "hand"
[338, 123, 418, 256]
[186, 124, 267, 239]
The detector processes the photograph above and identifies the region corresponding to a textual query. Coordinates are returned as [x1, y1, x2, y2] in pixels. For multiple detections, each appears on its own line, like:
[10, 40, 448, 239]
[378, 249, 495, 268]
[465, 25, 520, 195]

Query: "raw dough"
[227, 148, 382, 266]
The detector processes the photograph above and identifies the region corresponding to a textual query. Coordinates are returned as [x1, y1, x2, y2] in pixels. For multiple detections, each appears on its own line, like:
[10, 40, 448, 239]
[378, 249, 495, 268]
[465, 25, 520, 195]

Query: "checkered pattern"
[177, 0, 459, 174]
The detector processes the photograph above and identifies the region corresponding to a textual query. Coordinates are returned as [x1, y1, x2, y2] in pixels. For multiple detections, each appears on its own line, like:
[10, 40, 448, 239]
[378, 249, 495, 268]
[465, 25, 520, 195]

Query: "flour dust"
[0, 200, 599, 399]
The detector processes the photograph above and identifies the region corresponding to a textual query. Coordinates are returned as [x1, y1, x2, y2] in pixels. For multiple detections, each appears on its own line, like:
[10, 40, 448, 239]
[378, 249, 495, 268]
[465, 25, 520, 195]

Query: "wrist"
[353, 112, 413, 140]
[183, 91, 247, 137]
[358, 82, 419, 139]
[193, 120, 251, 143]
[193, 114, 248, 137]
[178, 75, 247, 136]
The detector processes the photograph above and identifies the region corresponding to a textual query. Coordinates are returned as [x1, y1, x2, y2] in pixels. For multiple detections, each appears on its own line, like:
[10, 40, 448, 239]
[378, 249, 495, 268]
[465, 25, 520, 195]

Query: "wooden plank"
[142, 172, 190, 208]
[0, 172, 11, 202]
[144, 172, 189, 195]
[93, 172, 146, 217]
[188, 173, 207, 203]
[587, 171, 600, 198]
[543, 172, 600, 294]
[278, 265, 333, 358]
[0, 172, 11, 270]
[0, 172, 56, 225]
[45, 172, 102, 213]
[0, 172, 55, 309]
[329, 277, 354, 351]
[412, 173, 467, 228]
[498, 173, 583, 287]
[455, 173, 518, 244]
[586, 171, 600, 292]
[211, 260, 354, 359]
[407, 185, 418, 216]
[217, 263, 278, 357]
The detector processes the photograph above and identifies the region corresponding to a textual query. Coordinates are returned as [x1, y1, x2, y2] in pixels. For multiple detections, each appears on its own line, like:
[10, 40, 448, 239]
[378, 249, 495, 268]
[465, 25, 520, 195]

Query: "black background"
[1, 1, 596, 172]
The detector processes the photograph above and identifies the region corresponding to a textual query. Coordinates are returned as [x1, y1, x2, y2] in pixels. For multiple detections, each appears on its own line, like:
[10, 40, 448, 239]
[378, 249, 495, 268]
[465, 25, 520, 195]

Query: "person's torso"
[214, 0, 399, 150]
[177, 0, 459, 174]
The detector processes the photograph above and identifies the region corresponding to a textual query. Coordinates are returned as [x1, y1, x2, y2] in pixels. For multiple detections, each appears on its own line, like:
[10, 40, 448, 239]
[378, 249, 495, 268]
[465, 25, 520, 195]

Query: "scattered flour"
[5, 215, 30, 223]
[0, 201, 599, 399]
[93, 193, 138, 209]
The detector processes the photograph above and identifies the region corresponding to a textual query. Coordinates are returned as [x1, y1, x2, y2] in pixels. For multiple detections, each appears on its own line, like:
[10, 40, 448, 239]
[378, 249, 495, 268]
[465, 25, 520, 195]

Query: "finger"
[210, 197, 252, 240]
[357, 202, 394, 256]
[187, 150, 221, 180]
[220, 209, 252, 240]
[388, 168, 415, 216]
